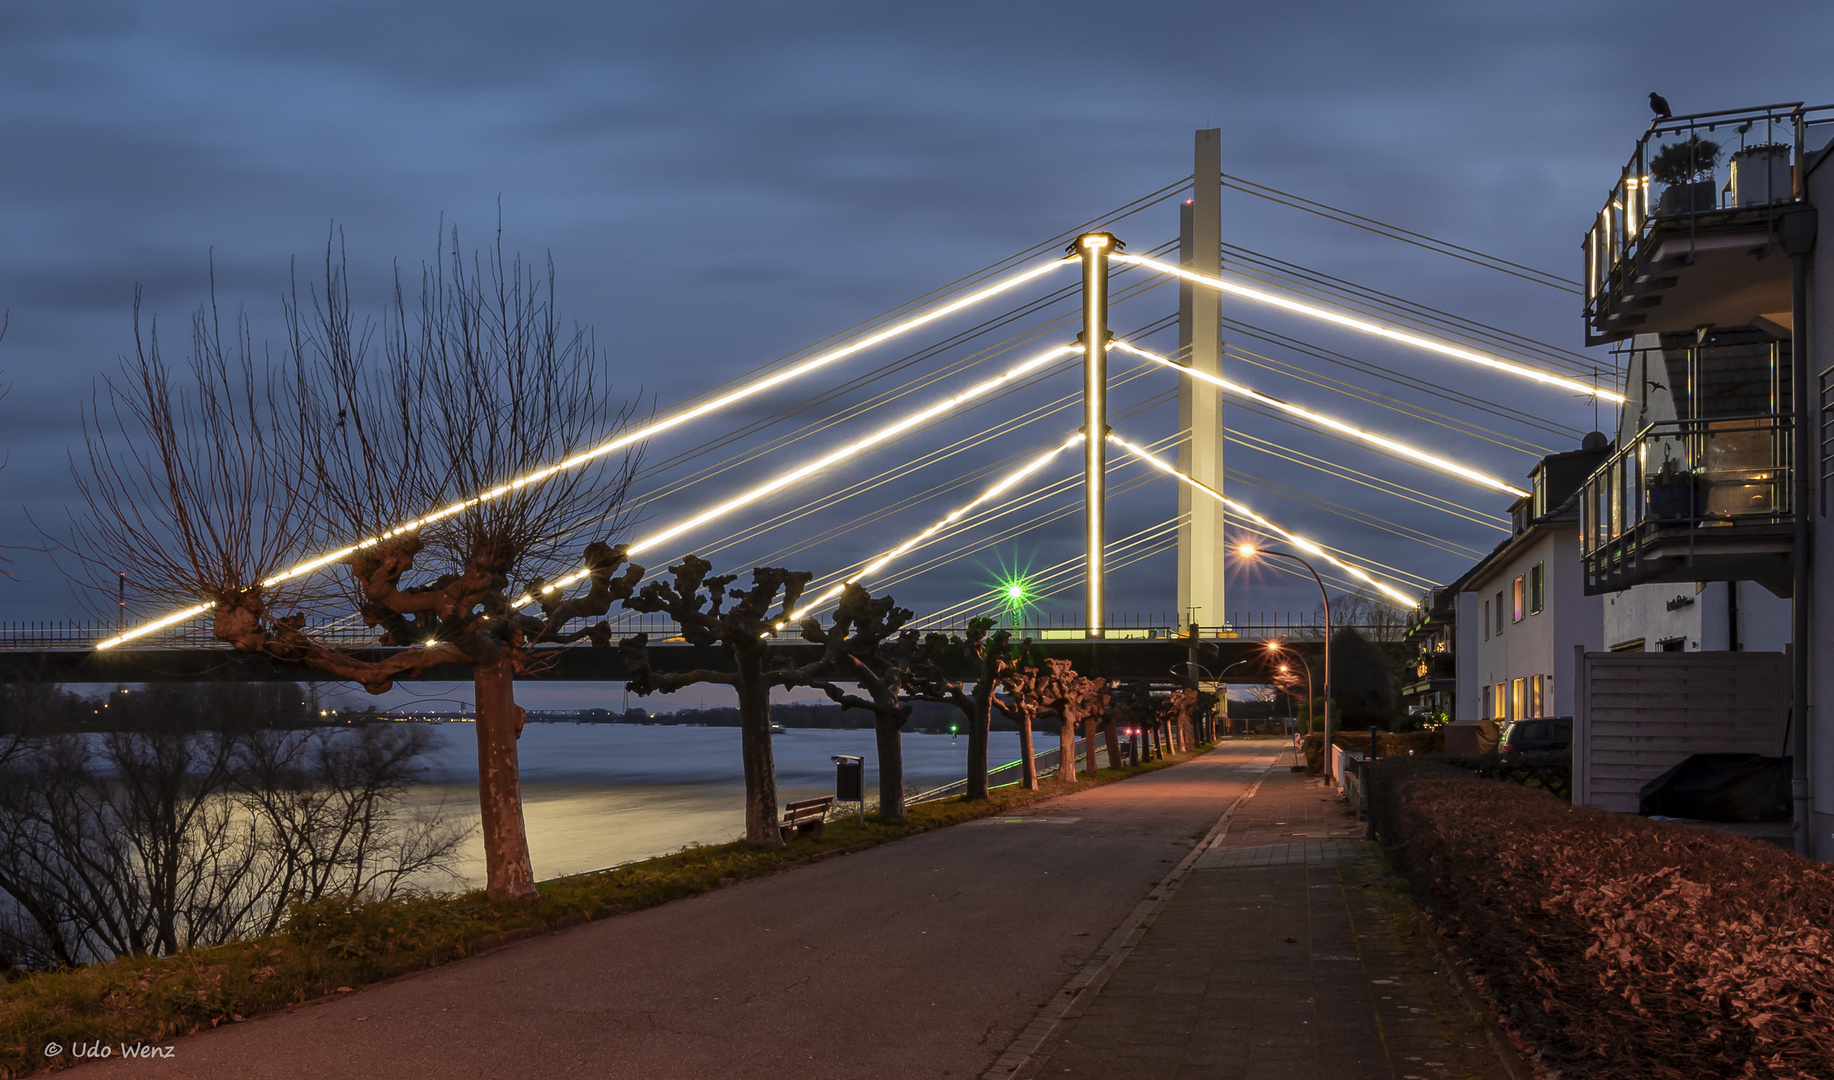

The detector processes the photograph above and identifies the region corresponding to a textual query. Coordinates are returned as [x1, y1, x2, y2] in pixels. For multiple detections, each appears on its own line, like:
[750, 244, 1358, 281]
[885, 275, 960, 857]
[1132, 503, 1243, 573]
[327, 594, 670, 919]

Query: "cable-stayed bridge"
[3, 133, 1612, 688]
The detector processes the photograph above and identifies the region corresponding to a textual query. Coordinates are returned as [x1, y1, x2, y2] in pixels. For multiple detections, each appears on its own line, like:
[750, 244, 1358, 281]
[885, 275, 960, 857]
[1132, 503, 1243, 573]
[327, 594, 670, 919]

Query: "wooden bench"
[780, 796, 834, 843]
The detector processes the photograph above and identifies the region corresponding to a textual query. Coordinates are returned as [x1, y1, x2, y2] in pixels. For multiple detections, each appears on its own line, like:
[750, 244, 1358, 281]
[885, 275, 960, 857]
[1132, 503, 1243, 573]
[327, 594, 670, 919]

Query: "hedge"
[1299, 729, 1443, 775]
[1366, 759, 1834, 1078]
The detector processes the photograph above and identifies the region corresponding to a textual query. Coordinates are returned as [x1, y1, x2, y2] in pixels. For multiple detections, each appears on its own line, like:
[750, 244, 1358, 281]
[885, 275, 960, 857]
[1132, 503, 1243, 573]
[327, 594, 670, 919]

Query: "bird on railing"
[1650, 92, 1673, 120]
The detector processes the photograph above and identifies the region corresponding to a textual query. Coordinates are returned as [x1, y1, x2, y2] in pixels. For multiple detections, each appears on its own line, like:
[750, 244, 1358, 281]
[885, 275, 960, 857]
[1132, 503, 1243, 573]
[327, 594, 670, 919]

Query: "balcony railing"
[1583, 102, 1834, 340]
[1580, 416, 1794, 589]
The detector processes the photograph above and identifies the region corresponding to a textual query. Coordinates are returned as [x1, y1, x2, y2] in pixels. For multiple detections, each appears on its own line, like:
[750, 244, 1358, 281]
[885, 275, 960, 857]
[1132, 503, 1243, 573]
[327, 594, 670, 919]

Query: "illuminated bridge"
[9, 132, 1610, 690]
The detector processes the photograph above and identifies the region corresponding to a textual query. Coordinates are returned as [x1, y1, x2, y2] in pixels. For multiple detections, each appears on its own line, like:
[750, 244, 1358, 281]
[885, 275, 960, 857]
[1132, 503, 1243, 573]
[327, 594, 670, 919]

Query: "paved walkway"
[1001, 750, 1516, 1080]
[71, 744, 1281, 1080]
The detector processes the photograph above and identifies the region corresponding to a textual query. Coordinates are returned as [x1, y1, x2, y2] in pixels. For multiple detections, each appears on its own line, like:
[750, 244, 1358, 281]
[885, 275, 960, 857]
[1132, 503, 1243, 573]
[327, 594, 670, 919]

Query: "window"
[1530, 675, 1544, 718]
[1494, 681, 1507, 720]
[1482, 684, 1492, 717]
[1511, 678, 1526, 721]
[1530, 562, 1545, 615]
[1494, 591, 1505, 634]
[1482, 600, 1490, 640]
[1511, 576, 1526, 622]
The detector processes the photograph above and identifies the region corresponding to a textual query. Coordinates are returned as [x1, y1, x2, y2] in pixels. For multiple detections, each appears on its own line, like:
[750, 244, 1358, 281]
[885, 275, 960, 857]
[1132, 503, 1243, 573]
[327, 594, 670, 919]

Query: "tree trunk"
[1056, 714, 1076, 782]
[1177, 712, 1195, 752]
[1018, 715, 1037, 790]
[733, 648, 783, 846]
[473, 653, 537, 901]
[1103, 719, 1122, 773]
[1083, 716, 1099, 777]
[966, 692, 991, 801]
[875, 715, 905, 821]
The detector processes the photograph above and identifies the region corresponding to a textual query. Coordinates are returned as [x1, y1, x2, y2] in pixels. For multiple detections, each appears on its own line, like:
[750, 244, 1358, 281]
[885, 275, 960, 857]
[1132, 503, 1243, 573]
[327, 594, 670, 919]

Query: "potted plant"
[1646, 457, 1701, 521]
[1650, 135, 1722, 216]
[1730, 141, 1792, 207]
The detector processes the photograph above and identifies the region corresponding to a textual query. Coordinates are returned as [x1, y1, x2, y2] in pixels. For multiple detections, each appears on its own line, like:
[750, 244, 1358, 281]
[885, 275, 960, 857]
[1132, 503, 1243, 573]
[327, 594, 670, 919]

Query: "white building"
[1456, 441, 1611, 722]
[1596, 337, 1792, 654]
[1578, 100, 1832, 853]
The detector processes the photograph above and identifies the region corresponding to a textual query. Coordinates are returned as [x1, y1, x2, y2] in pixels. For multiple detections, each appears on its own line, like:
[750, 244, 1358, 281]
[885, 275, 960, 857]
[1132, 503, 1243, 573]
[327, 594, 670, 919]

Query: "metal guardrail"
[1583, 102, 1834, 340]
[0, 614, 1397, 652]
[1580, 415, 1795, 562]
[897, 737, 1115, 809]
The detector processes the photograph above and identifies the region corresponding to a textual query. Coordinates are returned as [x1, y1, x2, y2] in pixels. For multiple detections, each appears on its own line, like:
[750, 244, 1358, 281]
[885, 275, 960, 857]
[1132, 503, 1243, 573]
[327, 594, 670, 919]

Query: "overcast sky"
[2, 0, 1830, 708]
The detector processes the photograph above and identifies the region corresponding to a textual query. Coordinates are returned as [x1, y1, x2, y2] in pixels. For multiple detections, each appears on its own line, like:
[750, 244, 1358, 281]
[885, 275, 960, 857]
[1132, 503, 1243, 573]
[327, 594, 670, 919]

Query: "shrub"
[1366, 760, 1834, 1078]
[1299, 729, 1442, 775]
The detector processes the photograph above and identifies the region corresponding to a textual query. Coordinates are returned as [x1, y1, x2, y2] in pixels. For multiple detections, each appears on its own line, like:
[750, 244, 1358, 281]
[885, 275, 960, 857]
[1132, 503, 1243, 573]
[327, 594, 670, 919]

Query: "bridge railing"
[0, 613, 1400, 652]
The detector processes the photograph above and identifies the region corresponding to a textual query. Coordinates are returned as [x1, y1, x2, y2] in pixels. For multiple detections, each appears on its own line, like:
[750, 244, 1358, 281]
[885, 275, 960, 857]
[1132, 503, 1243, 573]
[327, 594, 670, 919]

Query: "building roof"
[1460, 490, 1581, 593]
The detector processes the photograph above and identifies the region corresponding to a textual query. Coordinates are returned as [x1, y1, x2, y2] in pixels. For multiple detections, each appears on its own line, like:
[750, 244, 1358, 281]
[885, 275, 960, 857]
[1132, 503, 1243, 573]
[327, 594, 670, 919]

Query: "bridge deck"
[0, 638, 1300, 684]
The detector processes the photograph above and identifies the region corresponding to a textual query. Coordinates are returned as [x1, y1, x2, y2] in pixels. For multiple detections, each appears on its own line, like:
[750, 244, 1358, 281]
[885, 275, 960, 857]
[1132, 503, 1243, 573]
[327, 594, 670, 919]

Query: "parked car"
[1499, 716, 1572, 755]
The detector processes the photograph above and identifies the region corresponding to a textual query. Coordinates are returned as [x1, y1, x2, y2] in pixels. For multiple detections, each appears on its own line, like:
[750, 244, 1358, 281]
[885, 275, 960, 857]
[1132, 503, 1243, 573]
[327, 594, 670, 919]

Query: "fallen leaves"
[1387, 774, 1834, 1078]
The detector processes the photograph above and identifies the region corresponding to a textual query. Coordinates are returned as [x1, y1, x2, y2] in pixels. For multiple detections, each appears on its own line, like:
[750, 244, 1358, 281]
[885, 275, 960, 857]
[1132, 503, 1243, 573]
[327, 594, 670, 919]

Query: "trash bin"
[832, 755, 864, 802]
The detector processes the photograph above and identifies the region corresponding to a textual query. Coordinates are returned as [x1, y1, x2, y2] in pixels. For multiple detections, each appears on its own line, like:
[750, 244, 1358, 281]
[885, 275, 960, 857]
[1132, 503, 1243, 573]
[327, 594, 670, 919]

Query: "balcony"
[1579, 416, 1795, 595]
[1583, 103, 1833, 345]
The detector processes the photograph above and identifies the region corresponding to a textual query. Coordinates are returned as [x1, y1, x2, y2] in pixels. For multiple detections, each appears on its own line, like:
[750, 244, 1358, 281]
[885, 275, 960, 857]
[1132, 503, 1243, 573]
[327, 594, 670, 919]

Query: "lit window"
[1511, 677, 1526, 721]
[1512, 577, 1526, 622]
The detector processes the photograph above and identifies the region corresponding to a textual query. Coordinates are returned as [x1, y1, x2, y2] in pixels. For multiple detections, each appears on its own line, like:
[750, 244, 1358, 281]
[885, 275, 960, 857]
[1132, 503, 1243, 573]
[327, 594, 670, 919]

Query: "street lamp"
[1239, 544, 1334, 784]
[1181, 658, 1258, 741]
[1265, 641, 1313, 738]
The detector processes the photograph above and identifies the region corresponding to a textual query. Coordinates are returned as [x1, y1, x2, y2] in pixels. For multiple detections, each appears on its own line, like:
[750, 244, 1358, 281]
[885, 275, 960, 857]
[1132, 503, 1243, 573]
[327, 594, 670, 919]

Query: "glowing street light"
[1241, 544, 1335, 785]
[1266, 640, 1314, 738]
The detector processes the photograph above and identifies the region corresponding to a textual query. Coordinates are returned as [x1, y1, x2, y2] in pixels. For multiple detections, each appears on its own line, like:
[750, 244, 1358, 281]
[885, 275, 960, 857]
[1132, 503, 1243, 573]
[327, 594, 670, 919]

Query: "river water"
[411, 723, 1023, 891]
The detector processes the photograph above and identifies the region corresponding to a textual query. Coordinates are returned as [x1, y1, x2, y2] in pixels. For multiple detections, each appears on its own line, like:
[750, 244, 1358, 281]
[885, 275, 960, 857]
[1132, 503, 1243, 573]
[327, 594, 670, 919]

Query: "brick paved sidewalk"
[1005, 748, 1520, 1080]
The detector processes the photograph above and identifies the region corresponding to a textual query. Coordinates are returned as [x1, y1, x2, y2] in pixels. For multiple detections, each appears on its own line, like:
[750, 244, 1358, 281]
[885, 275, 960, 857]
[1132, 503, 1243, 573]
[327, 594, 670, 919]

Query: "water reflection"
[409, 723, 1022, 891]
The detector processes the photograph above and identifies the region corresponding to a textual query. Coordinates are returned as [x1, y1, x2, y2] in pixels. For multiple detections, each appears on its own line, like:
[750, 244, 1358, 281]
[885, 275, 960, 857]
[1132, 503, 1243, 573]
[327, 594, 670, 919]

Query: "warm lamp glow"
[1237, 543, 1258, 558]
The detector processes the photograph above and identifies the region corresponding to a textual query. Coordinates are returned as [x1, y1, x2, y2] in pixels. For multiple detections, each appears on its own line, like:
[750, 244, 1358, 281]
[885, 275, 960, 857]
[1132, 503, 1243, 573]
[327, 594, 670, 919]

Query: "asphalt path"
[69, 742, 1278, 1080]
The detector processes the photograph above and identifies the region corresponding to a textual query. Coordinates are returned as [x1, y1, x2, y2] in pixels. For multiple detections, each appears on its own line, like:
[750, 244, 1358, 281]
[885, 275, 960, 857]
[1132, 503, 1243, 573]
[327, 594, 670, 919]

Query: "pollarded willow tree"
[617, 556, 846, 846]
[904, 618, 1011, 801]
[803, 583, 922, 821]
[68, 231, 642, 901]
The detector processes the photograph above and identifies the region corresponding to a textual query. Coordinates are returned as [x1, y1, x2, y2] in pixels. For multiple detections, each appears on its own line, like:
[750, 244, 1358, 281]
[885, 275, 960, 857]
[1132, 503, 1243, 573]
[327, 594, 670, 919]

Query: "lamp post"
[1265, 640, 1313, 737]
[1239, 545, 1333, 784]
[1182, 658, 1255, 741]
[1217, 658, 1258, 738]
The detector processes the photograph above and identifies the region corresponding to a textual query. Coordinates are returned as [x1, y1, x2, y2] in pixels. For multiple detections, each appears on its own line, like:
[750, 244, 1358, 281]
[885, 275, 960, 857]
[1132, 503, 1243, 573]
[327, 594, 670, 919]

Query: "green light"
[989, 557, 1041, 629]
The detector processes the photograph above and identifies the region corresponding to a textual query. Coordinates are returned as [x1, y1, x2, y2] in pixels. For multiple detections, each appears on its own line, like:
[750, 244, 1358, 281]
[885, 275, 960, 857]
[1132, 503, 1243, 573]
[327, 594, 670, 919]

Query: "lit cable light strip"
[1109, 340, 1529, 498]
[94, 256, 1077, 650]
[780, 434, 1084, 625]
[1104, 431, 1417, 607]
[1109, 252, 1625, 404]
[515, 344, 1080, 606]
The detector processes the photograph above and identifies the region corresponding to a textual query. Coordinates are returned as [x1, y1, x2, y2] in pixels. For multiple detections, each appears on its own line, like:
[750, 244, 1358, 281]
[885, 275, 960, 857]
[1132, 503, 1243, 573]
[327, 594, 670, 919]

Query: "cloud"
[3, 0, 1830, 632]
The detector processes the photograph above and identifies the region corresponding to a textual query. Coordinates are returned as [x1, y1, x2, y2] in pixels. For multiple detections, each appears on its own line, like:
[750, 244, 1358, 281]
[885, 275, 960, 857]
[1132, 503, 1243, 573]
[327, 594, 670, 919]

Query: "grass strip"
[0, 743, 1214, 1075]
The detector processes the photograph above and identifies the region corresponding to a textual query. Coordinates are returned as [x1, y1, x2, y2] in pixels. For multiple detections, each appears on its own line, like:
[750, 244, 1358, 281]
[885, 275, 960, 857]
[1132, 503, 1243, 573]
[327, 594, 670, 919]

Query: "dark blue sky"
[2, 0, 1830, 706]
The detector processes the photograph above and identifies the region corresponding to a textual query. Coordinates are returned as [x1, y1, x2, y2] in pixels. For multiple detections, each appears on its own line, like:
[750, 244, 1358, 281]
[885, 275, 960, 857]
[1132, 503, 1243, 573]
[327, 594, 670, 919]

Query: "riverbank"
[413, 724, 1026, 889]
[1, 743, 1205, 1077]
